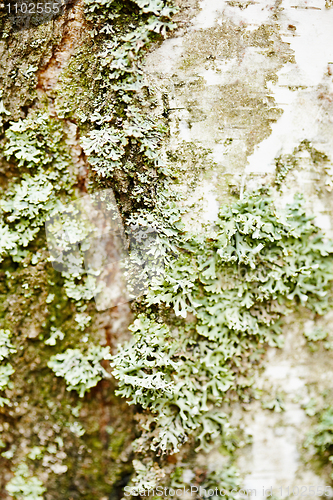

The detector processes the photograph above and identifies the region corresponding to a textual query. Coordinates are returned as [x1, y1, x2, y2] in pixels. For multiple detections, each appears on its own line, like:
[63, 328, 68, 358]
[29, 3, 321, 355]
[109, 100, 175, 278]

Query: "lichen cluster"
[305, 405, 333, 483]
[0, 0, 180, 497]
[111, 191, 333, 457]
[1, 0, 333, 498]
[1, 112, 75, 260]
[0, 329, 16, 407]
[5, 463, 45, 500]
[274, 139, 331, 188]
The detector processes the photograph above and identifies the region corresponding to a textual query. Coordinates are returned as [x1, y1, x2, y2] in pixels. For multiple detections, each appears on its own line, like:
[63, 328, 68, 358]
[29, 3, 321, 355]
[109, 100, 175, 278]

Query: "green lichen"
[2, 0, 333, 496]
[305, 406, 333, 482]
[0, 107, 132, 495]
[112, 315, 233, 454]
[199, 466, 241, 500]
[5, 463, 45, 500]
[111, 190, 333, 457]
[275, 140, 330, 188]
[56, 0, 177, 213]
[125, 459, 166, 496]
[0, 111, 75, 261]
[48, 345, 112, 397]
[1, 0, 179, 493]
[0, 329, 16, 406]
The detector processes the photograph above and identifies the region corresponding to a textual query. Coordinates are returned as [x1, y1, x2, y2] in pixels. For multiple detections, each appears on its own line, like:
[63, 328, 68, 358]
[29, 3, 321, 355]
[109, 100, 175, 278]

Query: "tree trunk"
[1, 0, 333, 499]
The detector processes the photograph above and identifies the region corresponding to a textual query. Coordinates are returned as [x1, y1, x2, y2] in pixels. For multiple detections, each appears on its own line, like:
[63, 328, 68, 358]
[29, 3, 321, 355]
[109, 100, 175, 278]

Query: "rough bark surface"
[1, 0, 333, 499]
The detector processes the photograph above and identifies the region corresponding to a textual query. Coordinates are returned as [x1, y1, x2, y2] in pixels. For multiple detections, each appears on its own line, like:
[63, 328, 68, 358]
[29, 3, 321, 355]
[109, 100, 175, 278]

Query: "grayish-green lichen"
[1, 0, 333, 497]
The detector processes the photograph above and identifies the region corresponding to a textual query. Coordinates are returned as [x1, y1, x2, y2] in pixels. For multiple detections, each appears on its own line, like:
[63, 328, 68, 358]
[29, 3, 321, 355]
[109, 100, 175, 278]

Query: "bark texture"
[1, 1, 333, 499]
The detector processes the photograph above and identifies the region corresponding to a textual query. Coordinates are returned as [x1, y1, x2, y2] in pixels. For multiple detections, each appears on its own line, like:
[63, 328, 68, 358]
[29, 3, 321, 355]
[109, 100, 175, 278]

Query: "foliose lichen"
[2, 0, 333, 496]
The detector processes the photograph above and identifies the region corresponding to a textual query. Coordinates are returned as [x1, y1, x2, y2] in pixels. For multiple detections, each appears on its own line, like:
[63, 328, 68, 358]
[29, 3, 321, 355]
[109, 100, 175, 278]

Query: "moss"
[0, 1, 179, 497]
[0, 104, 134, 495]
[2, 0, 333, 497]
[0, 14, 71, 121]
